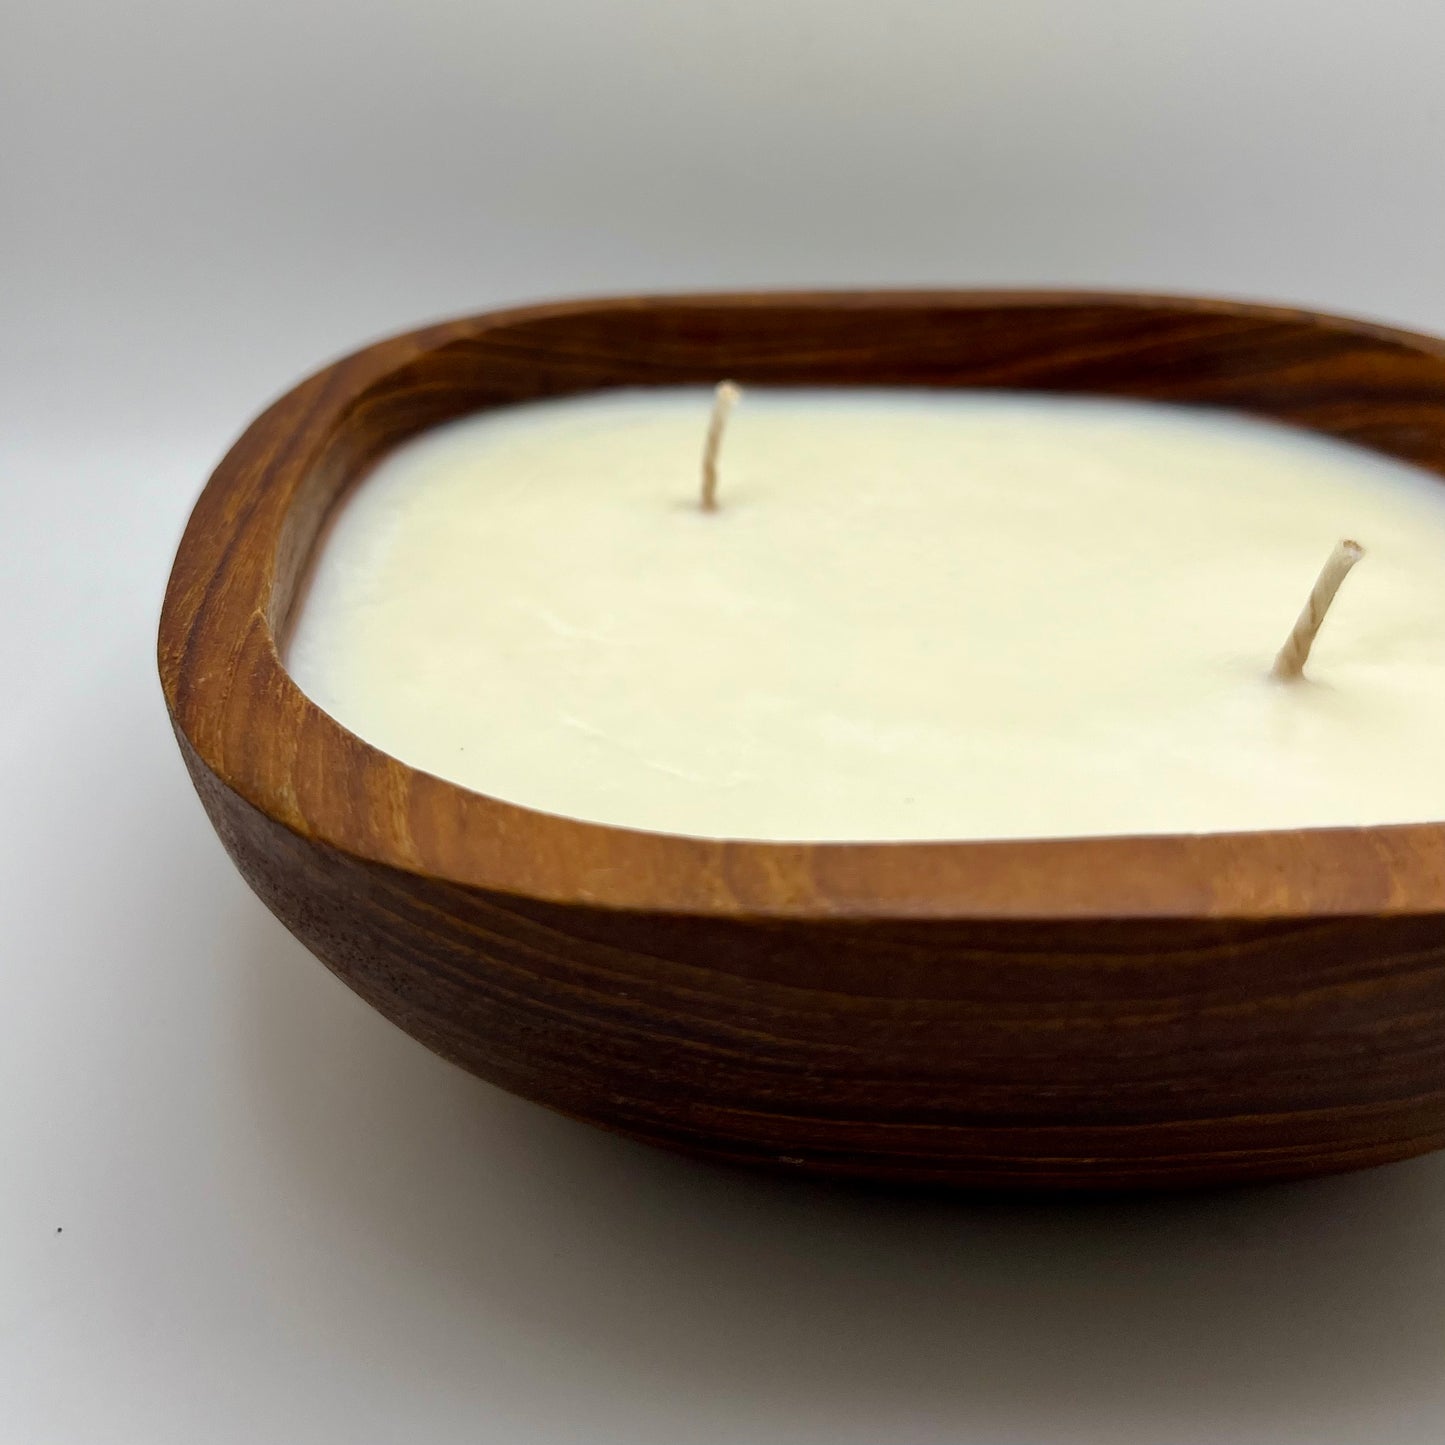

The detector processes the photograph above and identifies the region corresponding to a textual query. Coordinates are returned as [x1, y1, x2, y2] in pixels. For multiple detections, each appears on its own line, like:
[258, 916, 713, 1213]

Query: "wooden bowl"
[160, 291, 1445, 1191]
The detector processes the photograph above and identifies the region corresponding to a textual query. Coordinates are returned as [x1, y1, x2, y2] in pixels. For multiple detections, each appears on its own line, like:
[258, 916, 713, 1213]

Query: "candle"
[288, 387, 1445, 842]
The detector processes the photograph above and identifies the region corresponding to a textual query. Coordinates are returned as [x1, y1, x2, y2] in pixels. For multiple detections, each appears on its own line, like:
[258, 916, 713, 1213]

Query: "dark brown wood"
[159, 291, 1445, 1190]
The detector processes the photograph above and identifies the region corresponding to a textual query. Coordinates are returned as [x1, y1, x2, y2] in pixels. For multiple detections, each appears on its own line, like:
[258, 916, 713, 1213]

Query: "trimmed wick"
[1271, 538, 1365, 681]
[700, 381, 742, 512]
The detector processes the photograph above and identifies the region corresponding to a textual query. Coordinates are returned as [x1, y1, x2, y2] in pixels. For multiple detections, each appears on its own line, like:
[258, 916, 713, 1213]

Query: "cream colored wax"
[288, 389, 1445, 841]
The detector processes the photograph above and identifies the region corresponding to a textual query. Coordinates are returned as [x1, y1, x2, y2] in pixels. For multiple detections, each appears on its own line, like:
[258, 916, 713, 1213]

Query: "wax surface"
[289, 390, 1445, 841]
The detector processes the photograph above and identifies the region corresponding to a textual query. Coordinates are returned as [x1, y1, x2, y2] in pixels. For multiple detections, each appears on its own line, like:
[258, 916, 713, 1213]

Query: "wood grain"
[160, 291, 1445, 1189]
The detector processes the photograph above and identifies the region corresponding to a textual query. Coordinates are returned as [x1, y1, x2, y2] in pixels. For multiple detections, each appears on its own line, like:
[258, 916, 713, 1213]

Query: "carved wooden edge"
[159, 290, 1445, 922]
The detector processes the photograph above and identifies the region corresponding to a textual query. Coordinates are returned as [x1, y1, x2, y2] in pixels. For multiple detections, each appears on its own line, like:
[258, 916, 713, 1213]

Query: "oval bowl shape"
[160, 290, 1445, 1190]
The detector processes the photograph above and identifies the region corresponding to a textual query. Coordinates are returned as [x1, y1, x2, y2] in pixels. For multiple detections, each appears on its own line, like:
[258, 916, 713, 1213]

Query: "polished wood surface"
[160, 291, 1445, 1188]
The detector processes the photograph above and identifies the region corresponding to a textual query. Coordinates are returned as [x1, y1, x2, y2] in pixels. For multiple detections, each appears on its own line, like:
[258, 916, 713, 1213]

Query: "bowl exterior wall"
[178, 729, 1445, 1190]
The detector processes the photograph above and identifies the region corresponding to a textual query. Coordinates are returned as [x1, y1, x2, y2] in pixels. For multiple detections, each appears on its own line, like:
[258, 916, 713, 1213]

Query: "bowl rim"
[159, 287, 1445, 922]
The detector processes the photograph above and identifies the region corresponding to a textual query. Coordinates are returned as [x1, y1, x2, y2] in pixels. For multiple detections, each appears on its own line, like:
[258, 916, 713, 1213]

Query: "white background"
[8, 3, 1445, 1440]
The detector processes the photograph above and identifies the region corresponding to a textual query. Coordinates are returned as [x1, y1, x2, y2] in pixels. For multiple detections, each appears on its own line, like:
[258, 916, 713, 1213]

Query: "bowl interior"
[164, 291, 1445, 920]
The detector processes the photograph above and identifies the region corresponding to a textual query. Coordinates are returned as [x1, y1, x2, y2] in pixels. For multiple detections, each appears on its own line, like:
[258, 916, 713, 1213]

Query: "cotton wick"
[1271, 539, 1365, 681]
[700, 381, 742, 512]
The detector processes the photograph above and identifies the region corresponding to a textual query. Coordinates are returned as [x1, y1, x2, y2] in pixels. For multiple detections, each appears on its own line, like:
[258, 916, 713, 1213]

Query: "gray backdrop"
[7, 4, 1445, 1442]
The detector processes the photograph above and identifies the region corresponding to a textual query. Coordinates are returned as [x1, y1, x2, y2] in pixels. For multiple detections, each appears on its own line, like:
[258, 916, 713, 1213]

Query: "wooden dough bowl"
[159, 291, 1445, 1191]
